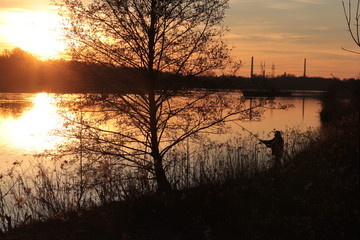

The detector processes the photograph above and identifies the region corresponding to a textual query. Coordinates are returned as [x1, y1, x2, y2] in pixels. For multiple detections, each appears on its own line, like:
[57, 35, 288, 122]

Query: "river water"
[0, 92, 322, 171]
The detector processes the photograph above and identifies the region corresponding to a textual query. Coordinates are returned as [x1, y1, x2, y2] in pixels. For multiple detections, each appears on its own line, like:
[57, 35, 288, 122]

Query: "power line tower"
[271, 63, 275, 77]
[260, 61, 266, 77]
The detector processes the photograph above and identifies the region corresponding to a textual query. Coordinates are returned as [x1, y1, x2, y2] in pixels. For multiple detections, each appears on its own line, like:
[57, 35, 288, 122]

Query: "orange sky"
[0, 0, 359, 78]
[225, 0, 359, 79]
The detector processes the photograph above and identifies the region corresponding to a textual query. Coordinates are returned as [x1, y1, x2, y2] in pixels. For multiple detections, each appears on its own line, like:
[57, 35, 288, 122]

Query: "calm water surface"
[0, 92, 322, 169]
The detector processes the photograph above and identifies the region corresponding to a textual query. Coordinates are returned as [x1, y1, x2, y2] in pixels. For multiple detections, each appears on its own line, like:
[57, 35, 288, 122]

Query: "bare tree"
[342, 0, 360, 54]
[57, 0, 265, 192]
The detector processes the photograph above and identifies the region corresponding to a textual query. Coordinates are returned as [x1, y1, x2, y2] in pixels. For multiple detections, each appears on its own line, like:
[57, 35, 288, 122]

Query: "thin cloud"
[266, 2, 303, 10]
[292, 0, 325, 4]
[265, 0, 325, 10]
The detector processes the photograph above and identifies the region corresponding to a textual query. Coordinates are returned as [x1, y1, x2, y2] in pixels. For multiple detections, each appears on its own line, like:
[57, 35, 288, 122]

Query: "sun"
[1, 10, 67, 59]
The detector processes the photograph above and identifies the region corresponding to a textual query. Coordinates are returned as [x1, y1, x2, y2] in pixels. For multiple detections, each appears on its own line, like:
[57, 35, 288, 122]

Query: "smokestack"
[250, 56, 254, 78]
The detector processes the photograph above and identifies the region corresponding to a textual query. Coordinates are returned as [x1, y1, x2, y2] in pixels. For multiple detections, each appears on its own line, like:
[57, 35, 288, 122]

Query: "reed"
[0, 127, 317, 232]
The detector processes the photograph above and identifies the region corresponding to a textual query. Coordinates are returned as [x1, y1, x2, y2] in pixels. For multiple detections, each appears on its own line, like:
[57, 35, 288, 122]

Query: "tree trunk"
[148, 78, 171, 192]
[146, 0, 171, 193]
[149, 92, 172, 192]
[152, 150, 172, 192]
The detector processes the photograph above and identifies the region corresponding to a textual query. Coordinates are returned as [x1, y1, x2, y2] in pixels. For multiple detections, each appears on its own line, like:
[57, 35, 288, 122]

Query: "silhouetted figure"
[261, 131, 284, 168]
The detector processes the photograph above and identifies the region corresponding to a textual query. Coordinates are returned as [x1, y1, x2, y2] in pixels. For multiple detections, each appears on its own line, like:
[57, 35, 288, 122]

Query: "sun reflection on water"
[2, 93, 63, 152]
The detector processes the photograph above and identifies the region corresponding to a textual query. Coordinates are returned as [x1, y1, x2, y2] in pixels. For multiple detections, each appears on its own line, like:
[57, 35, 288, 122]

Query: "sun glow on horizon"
[1, 10, 67, 59]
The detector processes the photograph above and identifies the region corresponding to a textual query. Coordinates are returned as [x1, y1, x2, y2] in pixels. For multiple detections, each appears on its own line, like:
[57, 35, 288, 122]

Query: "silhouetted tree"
[57, 0, 263, 192]
[342, 0, 360, 54]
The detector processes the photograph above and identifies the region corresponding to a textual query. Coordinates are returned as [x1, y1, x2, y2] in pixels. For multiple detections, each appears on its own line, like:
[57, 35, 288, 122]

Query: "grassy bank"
[2, 81, 359, 240]
[2, 113, 358, 240]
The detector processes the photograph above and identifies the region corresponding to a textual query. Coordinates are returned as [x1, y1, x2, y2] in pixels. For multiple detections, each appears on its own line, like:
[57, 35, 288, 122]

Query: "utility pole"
[250, 56, 254, 78]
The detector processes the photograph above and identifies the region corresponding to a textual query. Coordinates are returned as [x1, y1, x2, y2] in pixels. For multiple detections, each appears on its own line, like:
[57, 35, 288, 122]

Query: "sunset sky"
[0, 0, 359, 78]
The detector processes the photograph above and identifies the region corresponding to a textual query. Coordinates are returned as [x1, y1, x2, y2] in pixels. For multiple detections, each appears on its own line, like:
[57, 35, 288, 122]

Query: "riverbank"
[2, 80, 359, 240]
[3, 114, 358, 240]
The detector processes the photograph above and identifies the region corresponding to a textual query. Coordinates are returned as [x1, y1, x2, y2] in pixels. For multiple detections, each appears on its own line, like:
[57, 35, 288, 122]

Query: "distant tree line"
[0, 48, 346, 93]
[0, 48, 108, 93]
